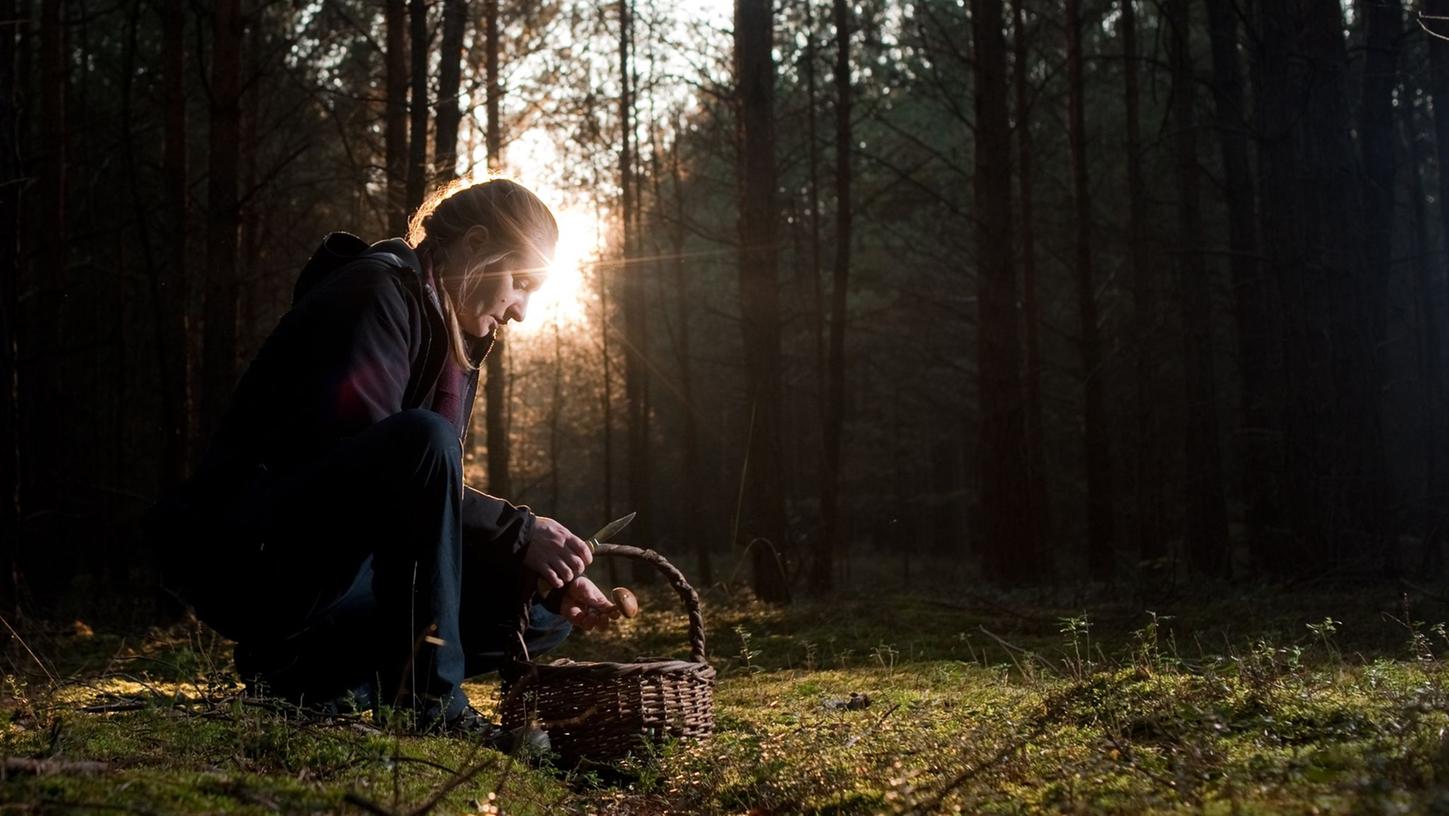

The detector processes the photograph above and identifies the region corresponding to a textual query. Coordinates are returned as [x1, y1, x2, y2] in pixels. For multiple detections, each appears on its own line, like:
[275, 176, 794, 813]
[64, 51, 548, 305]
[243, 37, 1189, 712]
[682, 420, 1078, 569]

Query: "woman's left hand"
[561, 576, 618, 631]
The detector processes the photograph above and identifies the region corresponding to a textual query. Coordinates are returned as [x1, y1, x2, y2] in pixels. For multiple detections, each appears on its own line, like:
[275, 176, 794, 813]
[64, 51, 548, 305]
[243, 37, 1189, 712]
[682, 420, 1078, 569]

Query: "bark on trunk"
[1168, 0, 1231, 577]
[434, 0, 466, 181]
[815, 0, 852, 592]
[484, 0, 510, 497]
[158, 0, 188, 486]
[974, 0, 1033, 581]
[1120, 0, 1163, 569]
[1067, 0, 1114, 581]
[202, 0, 241, 444]
[406, 0, 428, 212]
[384, 0, 408, 235]
[1015, 0, 1051, 580]
[0, 0, 19, 619]
[735, 0, 790, 602]
[1206, 0, 1272, 567]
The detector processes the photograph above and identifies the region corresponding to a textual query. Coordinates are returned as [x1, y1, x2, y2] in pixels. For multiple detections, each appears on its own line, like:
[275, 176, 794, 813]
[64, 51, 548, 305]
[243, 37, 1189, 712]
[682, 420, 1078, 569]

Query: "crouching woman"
[148, 179, 616, 732]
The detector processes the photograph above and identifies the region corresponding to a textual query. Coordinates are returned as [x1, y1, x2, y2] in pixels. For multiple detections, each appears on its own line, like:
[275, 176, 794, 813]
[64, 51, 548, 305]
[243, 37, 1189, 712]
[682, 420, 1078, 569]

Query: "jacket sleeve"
[293, 263, 422, 437]
[462, 485, 536, 558]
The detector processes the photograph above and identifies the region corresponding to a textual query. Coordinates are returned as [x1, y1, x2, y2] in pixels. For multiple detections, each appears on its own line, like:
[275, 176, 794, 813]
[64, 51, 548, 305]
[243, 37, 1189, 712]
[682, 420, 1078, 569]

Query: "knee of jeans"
[390, 409, 460, 456]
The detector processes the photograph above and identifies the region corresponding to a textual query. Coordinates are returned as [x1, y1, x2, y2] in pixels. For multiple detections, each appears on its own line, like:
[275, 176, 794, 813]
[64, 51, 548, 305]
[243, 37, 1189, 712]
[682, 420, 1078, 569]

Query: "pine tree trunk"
[815, 0, 852, 592]
[668, 136, 708, 585]
[1358, 0, 1399, 571]
[483, 0, 510, 497]
[974, 0, 1031, 581]
[1168, 0, 1230, 577]
[1426, 0, 1449, 566]
[0, 0, 19, 619]
[735, 0, 790, 602]
[1405, 87, 1445, 573]
[1206, 0, 1272, 568]
[384, 0, 408, 235]
[620, 0, 654, 580]
[1120, 0, 1162, 569]
[202, 0, 241, 444]
[433, 0, 466, 182]
[1067, 0, 1114, 581]
[158, 0, 188, 486]
[406, 0, 428, 213]
[1015, 0, 1051, 580]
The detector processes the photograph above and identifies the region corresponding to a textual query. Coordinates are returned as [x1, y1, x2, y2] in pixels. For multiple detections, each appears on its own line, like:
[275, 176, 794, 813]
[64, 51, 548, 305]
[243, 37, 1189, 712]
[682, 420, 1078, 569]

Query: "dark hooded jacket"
[159, 233, 533, 608]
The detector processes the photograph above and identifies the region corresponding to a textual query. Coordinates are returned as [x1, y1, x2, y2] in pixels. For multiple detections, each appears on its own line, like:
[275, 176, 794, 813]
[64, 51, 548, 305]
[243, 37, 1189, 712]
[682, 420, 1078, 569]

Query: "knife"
[535, 511, 637, 596]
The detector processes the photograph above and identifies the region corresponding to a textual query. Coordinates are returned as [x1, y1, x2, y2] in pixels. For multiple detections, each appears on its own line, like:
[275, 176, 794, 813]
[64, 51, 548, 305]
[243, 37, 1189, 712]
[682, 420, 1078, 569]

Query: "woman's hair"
[406, 178, 559, 368]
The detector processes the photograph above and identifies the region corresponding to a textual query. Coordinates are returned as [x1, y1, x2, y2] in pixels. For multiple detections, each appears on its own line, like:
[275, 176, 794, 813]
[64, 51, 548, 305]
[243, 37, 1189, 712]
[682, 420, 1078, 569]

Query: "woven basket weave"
[499, 543, 716, 764]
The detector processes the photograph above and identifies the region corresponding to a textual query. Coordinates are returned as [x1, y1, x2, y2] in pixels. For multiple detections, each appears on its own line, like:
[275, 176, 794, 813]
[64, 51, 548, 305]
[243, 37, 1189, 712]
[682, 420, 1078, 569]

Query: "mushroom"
[611, 586, 640, 619]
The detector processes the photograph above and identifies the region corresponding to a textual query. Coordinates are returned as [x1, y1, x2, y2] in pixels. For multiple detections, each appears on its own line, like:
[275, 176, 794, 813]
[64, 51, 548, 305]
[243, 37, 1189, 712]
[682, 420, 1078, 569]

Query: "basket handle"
[507, 543, 708, 667]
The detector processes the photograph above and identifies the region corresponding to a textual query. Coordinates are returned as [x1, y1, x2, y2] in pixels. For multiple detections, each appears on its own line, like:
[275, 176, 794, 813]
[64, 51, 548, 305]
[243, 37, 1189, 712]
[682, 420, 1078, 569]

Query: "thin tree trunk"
[406, 0, 428, 212]
[974, 0, 1031, 581]
[814, 0, 852, 593]
[484, 0, 510, 497]
[202, 0, 241, 444]
[1120, 0, 1162, 569]
[1015, 0, 1050, 577]
[1067, 0, 1114, 581]
[384, 0, 408, 234]
[668, 131, 708, 585]
[1426, 0, 1449, 568]
[1406, 90, 1444, 574]
[158, 0, 188, 487]
[1206, 0, 1271, 567]
[1168, 0, 1230, 577]
[0, 0, 19, 620]
[1358, 0, 1399, 571]
[434, 0, 467, 182]
[620, 0, 653, 578]
[32, 0, 64, 528]
[735, 0, 790, 602]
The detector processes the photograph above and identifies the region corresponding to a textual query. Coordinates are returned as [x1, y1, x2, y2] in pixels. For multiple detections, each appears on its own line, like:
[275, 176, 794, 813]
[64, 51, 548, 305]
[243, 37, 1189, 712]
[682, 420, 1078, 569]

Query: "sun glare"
[512, 205, 597, 335]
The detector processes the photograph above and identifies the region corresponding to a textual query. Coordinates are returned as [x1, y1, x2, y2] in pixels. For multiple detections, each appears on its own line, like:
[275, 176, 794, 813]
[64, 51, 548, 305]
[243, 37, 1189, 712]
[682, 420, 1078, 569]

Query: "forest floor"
[5, 574, 1449, 814]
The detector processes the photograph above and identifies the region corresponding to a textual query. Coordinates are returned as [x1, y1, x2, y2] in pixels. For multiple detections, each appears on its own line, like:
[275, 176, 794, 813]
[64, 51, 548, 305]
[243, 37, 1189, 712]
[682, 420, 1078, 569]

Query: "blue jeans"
[217, 409, 570, 718]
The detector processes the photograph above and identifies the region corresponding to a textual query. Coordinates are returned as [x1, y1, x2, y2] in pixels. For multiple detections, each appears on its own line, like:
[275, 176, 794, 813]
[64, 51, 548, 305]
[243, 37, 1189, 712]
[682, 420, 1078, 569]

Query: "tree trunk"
[668, 133, 708, 585]
[384, 0, 408, 235]
[1427, 0, 1449, 565]
[735, 0, 790, 602]
[202, 0, 241, 444]
[1206, 0, 1272, 568]
[973, 0, 1031, 582]
[802, 0, 828, 589]
[483, 0, 510, 497]
[406, 0, 428, 213]
[814, 0, 852, 593]
[1358, 0, 1399, 571]
[434, 0, 467, 182]
[158, 0, 188, 487]
[1014, 0, 1051, 581]
[620, 0, 654, 579]
[1067, 0, 1114, 581]
[1168, 0, 1230, 577]
[1120, 0, 1162, 570]
[1256, 0, 1368, 565]
[0, 0, 19, 619]
[1405, 84, 1445, 573]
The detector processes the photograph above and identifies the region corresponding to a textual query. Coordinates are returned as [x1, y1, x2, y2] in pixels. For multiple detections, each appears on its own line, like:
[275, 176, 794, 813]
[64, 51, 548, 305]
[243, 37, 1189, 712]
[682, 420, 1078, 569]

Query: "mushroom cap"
[611, 586, 640, 618]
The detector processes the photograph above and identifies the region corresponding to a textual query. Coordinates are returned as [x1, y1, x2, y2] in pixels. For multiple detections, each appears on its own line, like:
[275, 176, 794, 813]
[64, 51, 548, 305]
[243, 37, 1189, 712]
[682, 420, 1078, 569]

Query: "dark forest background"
[0, 0, 1443, 620]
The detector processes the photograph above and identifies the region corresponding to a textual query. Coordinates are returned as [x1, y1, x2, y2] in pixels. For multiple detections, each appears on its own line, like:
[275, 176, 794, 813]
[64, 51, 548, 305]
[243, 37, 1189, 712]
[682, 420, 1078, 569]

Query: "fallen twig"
[1, 756, 110, 776]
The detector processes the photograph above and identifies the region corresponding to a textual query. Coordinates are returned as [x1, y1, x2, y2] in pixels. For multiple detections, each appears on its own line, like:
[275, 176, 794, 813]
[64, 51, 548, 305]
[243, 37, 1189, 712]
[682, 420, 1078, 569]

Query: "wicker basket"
[499, 543, 716, 765]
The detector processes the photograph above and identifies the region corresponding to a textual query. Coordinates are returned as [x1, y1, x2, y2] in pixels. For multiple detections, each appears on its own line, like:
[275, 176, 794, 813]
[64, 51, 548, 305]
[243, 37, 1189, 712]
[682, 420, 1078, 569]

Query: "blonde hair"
[407, 178, 560, 368]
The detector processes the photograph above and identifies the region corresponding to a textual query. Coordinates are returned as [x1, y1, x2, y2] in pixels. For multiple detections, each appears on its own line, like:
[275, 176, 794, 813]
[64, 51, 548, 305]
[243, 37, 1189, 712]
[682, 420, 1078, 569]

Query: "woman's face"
[441, 231, 552, 338]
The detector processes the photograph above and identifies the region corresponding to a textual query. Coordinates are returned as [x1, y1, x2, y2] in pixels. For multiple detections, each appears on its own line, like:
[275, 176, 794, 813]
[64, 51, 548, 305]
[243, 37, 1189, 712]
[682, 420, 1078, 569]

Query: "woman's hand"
[522, 516, 593, 589]
[560, 576, 618, 631]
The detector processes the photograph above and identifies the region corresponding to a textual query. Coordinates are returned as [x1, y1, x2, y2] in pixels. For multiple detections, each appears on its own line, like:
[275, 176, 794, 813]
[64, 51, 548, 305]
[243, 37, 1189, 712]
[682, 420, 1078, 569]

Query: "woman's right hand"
[522, 516, 593, 589]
